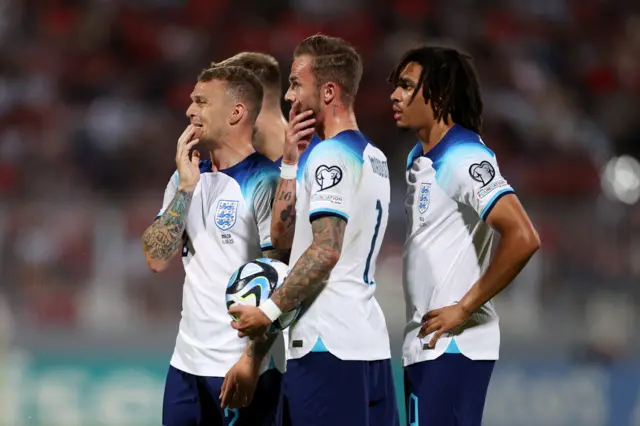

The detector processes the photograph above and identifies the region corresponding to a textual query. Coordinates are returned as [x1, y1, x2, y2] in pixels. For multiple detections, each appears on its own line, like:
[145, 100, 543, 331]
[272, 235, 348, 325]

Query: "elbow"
[146, 253, 169, 273]
[271, 234, 285, 250]
[520, 227, 541, 258]
[309, 242, 341, 272]
[142, 232, 170, 273]
[322, 246, 341, 271]
[270, 227, 291, 251]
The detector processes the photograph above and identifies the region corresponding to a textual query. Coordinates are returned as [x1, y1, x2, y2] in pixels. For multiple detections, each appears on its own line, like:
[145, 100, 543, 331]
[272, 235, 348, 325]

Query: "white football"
[226, 258, 301, 332]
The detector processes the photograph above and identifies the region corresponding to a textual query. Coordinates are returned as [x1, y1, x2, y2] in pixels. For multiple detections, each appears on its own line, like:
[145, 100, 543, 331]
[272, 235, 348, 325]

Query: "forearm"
[271, 178, 297, 250]
[460, 231, 539, 314]
[142, 189, 193, 267]
[244, 333, 278, 363]
[270, 243, 339, 313]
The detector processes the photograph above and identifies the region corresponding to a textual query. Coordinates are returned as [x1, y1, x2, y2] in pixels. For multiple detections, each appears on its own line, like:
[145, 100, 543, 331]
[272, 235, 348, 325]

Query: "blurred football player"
[213, 52, 287, 162]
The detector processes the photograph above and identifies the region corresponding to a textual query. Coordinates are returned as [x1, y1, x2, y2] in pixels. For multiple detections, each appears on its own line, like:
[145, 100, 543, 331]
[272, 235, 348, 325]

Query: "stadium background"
[1, 0, 640, 424]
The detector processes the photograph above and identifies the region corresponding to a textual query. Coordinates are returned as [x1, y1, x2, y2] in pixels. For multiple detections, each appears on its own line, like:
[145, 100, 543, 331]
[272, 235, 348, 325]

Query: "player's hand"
[176, 124, 201, 191]
[419, 304, 471, 349]
[282, 100, 315, 166]
[220, 354, 260, 409]
[229, 305, 272, 339]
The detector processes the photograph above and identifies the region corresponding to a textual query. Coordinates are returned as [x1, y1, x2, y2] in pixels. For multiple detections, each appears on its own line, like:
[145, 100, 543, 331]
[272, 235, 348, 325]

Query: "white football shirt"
[287, 130, 392, 361]
[403, 124, 515, 366]
[157, 153, 287, 377]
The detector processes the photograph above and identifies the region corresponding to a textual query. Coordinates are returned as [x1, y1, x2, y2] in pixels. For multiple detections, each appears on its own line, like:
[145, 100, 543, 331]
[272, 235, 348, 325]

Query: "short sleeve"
[306, 140, 363, 223]
[250, 169, 279, 251]
[438, 143, 515, 220]
[157, 170, 179, 218]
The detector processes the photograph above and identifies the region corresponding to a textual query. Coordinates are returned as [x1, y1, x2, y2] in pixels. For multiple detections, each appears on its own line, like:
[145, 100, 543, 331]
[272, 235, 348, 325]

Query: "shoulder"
[430, 128, 495, 173]
[437, 142, 504, 196]
[222, 153, 278, 185]
[247, 153, 280, 177]
[242, 154, 279, 200]
[250, 154, 280, 185]
[308, 130, 373, 165]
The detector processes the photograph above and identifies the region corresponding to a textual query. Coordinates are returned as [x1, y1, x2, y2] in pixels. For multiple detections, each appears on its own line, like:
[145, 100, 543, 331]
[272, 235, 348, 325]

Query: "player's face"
[390, 62, 434, 130]
[285, 55, 321, 118]
[186, 80, 228, 144]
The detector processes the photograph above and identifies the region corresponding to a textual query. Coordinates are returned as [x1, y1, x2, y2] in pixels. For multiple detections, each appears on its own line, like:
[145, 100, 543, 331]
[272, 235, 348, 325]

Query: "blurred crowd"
[0, 0, 639, 359]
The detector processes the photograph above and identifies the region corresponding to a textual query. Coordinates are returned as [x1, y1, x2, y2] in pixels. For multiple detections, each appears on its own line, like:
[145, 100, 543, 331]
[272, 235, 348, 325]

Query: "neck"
[319, 103, 358, 140]
[209, 131, 255, 170]
[255, 109, 287, 161]
[418, 119, 455, 155]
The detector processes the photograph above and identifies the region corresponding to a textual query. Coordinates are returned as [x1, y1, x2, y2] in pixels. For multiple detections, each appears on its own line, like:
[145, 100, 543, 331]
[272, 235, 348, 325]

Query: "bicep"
[310, 215, 347, 252]
[485, 194, 539, 242]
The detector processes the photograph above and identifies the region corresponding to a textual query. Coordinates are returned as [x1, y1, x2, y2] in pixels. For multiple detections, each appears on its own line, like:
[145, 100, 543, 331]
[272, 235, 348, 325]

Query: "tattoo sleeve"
[270, 216, 346, 313]
[270, 178, 297, 250]
[142, 189, 193, 261]
[245, 334, 278, 361]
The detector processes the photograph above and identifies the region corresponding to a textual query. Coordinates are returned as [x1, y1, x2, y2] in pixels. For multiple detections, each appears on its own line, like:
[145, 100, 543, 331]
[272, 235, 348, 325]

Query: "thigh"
[284, 353, 368, 426]
[199, 376, 228, 426]
[404, 356, 459, 426]
[368, 359, 400, 426]
[162, 366, 203, 426]
[454, 359, 495, 426]
[236, 369, 283, 426]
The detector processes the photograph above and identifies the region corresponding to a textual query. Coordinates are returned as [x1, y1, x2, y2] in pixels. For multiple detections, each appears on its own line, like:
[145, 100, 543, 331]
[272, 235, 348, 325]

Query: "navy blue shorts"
[404, 354, 495, 426]
[282, 352, 399, 426]
[162, 365, 283, 426]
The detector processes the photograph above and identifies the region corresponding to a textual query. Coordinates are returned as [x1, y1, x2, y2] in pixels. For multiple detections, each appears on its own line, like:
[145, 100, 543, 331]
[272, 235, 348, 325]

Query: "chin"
[395, 121, 412, 131]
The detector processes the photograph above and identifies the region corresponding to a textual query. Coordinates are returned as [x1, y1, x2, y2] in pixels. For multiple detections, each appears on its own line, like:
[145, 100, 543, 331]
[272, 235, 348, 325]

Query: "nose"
[284, 87, 295, 103]
[390, 87, 401, 102]
[186, 102, 197, 119]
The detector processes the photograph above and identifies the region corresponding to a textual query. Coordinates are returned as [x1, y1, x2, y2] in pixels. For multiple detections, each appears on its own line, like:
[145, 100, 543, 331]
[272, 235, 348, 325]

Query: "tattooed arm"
[142, 124, 201, 273]
[229, 216, 346, 338]
[142, 189, 194, 272]
[270, 101, 316, 250]
[270, 177, 297, 251]
[220, 333, 278, 409]
[245, 333, 278, 360]
[270, 216, 346, 313]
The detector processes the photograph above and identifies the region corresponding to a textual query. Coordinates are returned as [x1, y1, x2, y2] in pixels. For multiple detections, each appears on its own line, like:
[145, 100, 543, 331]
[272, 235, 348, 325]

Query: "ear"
[229, 103, 246, 125]
[322, 82, 337, 105]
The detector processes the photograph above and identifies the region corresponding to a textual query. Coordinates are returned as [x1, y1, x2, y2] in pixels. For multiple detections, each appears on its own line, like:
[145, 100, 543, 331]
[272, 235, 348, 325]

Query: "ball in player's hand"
[225, 258, 301, 332]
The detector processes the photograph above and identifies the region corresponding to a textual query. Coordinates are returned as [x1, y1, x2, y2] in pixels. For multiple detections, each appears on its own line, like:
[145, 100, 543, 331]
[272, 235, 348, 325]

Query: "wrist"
[259, 299, 282, 323]
[458, 299, 474, 316]
[242, 350, 262, 366]
[280, 162, 298, 180]
[177, 184, 196, 192]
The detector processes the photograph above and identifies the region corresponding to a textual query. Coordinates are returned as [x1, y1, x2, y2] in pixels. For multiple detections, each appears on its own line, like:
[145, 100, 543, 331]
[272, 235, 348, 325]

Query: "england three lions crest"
[215, 200, 238, 231]
[418, 183, 431, 214]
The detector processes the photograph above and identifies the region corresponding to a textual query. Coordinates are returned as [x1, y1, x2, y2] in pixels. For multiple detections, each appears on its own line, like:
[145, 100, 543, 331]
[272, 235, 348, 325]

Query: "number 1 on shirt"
[363, 199, 383, 285]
